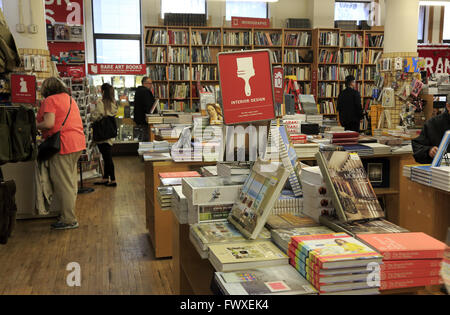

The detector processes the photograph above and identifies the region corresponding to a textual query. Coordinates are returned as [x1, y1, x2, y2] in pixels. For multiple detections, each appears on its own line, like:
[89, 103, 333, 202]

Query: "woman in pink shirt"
[36, 77, 86, 230]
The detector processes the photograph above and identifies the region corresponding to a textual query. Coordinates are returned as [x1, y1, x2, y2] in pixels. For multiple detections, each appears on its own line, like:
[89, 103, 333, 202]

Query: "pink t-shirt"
[37, 93, 86, 155]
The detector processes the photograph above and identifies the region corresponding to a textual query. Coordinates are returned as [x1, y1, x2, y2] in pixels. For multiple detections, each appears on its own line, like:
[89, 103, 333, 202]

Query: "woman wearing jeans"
[92, 83, 118, 187]
[36, 77, 86, 230]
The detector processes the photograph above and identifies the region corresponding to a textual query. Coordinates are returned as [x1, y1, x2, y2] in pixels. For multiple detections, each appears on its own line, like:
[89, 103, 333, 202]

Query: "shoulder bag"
[37, 96, 72, 162]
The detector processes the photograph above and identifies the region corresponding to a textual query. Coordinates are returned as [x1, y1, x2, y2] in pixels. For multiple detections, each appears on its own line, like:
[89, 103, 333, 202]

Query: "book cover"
[159, 171, 201, 178]
[215, 265, 317, 295]
[431, 130, 450, 167]
[209, 240, 288, 265]
[46, 24, 54, 40]
[291, 233, 383, 268]
[381, 268, 441, 281]
[228, 159, 289, 239]
[357, 233, 446, 260]
[380, 259, 443, 271]
[316, 151, 385, 222]
[54, 23, 70, 40]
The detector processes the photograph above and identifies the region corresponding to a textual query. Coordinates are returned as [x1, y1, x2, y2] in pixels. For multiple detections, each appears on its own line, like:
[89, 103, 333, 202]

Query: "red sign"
[418, 44, 450, 75]
[11, 74, 36, 104]
[218, 50, 275, 125]
[88, 64, 147, 75]
[231, 17, 270, 29]
[273, 66, 284, 104]
[45, 0, 84, 25]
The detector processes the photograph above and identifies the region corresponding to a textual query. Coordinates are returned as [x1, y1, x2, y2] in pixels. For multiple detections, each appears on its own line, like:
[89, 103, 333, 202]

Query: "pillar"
[308, 0, 335, 29]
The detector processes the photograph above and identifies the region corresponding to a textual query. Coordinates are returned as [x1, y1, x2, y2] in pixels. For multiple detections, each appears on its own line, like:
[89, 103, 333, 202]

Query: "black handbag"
[93, 115, 117, 142]
[37, 96, 72, 162]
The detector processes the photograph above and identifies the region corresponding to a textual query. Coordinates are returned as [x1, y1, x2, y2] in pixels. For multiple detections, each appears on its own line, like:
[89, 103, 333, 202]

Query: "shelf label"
[88, 64, 147, 75]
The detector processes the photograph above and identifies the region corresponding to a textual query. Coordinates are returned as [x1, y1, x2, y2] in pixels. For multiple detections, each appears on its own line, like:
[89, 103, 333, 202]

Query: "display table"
[400, 177, 450, 242]
[145, 159, 215, 258]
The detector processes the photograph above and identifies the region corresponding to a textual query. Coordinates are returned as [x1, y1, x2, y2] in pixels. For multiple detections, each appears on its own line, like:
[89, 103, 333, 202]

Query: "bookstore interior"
[1, 0, 450, 298]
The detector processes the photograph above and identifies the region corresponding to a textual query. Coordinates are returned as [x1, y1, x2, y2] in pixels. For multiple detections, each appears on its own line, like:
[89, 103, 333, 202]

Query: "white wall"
[384, 0, 419, 53]
[2, 0, 47, 50]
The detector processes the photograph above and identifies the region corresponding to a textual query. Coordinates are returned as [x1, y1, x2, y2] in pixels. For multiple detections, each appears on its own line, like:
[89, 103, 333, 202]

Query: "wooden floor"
[0, 156, 175, 295]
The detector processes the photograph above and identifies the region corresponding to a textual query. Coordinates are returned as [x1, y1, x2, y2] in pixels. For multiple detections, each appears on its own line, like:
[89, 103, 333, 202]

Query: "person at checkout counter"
[412, 93, 450, 164]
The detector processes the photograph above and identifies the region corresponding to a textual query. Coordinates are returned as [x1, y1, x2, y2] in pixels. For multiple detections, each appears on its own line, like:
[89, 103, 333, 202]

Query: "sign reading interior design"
[88, 64, 147, 75]
[218, 50, 275, 125]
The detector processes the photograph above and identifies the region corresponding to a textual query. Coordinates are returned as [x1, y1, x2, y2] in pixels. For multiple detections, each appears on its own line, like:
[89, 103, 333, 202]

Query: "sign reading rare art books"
[88, 64, 147, 75]
[218, 50, 275, 125]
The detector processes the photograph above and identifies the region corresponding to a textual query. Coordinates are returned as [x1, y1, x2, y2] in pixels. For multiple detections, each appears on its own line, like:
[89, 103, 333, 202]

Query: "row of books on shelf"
[318, 82, 339, 98]
[339, 33, 363, 48]
[318, 49, 339, 63]
[284, 32, 311, 47]
[147, 29, 189, 45]
[223, 31, 252, 46]
[340, 50, 363, 64]
[191, 30, 221, 45]
[284, 66, 310, 80]
[318, 65, 338, 81]
[192, 47, 214, 63]
[319, 32, 339, 46]
[318, 100, 336, 115]
[283, 50, 309, 63]
[254, 31, 282, 46]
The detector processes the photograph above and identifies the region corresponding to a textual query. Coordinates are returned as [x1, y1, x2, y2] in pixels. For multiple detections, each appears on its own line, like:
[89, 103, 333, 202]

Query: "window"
[444, 4, 450, 42]
[335, 1, 371, 21]
[418, 6, 426, 43]
[92, 0, 142, 63]
[225, 0, 268, 21]
[161, 0, 206, 19]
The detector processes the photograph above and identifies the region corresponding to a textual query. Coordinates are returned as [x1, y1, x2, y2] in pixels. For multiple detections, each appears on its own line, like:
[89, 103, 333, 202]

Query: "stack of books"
[171, 186, 188, 224]
[138, 141, 170, 155]
[299, 166, 334, 222]
[283, 114, 307, 135]
[292, 143, 319, 159]
[362, 142, 392, 155]
[146, 115, 164, 124]
[306, 115, 323, 126]
[214, 265, 317, 295]
[217, 162, 251, 177]
[189, 221, 271, 259]
[289, 233, 383, 294]
[324, 131, 359, 146]
[289, 134, 307, 144]
[402, 164, 415, 179]
[358, 233, 446, 290]
[157, 186, 173, 210]
[342, 144, 374, 156]
[271, 226, 333, 254]
[431, 166, 450, 192]
[411, 165, 432, 186]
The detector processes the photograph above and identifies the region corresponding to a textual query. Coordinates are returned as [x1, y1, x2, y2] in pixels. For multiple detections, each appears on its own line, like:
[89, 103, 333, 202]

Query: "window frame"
[418, 5, 427, 44]
[443, 5, 450, 43]
[160, 0, 207, 19]
[225, 0, 269, 21]
[92, 0, 143, 64]
[334, 0, 371, 22]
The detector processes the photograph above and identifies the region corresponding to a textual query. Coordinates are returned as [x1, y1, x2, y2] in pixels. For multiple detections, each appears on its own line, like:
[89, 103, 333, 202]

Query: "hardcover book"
[214, 265, 317, 295]
[271, 226, 334, 253]
[380, 276, 442, 290]
[228, 159, 289, 239]
[316, 151, 385, 222]
[357, 233, 447, 260]
[208, 241, 288, 272]
[291, 233, 383, 269]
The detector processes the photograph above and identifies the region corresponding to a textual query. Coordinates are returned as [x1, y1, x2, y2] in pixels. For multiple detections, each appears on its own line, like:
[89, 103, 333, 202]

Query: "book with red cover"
[381, 268, 441, 281]
[380, 259, 442, 271]
[380, 276, 442, 290]
[324, 131, 359, 139]
[331, 137, 359, 144]
[159, 171, 201, 179]
[357, 233, 446, 261]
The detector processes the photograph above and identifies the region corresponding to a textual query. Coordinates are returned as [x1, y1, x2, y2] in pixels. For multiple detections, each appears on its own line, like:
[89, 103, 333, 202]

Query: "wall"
[2, 0, 47, 50]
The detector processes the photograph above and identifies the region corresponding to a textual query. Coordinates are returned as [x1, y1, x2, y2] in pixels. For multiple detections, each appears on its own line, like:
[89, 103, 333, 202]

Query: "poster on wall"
[45, 0, 84, 25]
[218, 50, 275, 125]
[11, 74, 36, 104]
[417, 44, 450, 75]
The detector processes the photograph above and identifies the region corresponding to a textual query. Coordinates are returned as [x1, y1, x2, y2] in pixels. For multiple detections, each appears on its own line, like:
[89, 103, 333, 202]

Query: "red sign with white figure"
[218, 50, 275, 125]
[231, 17, 270, 29]
[88, 64, 147, 75]
[11, 74, 36, 104]
[273, 66, 284, 104]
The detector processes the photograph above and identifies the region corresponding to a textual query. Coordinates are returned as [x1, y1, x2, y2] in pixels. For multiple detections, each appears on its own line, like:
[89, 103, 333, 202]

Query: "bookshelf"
[143, 25, 383, 120]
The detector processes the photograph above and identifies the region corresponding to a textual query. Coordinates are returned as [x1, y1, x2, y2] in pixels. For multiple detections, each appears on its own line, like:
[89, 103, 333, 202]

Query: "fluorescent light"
[419, 1, 450, 5]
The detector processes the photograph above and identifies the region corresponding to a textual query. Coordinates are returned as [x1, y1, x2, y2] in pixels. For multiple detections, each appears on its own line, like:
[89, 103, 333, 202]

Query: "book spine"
[381, 268, 441, 281]
[382, 250, 444, 261]
[380, 260, 442, 271]
[380, 276, 442, 290]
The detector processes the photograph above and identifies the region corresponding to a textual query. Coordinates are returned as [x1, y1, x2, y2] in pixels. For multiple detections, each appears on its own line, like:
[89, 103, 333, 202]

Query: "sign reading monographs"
[218, 50, 276, 125]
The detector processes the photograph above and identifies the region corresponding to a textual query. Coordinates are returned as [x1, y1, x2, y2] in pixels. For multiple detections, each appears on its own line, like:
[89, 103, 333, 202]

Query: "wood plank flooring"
[0, 156, 174, 295]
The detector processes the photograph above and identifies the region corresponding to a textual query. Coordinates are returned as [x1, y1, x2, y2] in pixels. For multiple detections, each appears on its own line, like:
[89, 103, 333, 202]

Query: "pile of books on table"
[157, 186, 173, 210]
[289, 233, 383, 295]
[171, 186, 188, 224]
[411, 165, 432, 186]
[324, 131, 359, 146]
[217, 162, 251, 177]
[431, 166, 450, 192]
[358, 233, 446, 291]
[342, 144, 374, 156]
[292, 143, 319, 159]
[138, 141, 170, 155]
[362, 142, 392, 155]
[306, 115, 323, 126]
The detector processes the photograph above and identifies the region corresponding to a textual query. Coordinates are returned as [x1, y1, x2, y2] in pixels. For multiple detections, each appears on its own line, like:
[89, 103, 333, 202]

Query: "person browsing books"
[412, 94, 450, 164]
[337, 75, 363, 133]
[92, 83, 118, 187]
[134, 76, 156, 141]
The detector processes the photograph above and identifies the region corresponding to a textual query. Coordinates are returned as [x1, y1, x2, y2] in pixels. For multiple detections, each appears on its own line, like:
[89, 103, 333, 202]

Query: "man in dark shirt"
[133, 76, 156, 141]
[337, 75, 363, 132]
[412, 95, 450, 164]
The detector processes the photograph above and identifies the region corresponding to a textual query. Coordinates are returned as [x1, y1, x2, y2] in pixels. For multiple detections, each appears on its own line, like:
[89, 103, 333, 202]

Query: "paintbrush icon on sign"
[236, 57, 255, 96]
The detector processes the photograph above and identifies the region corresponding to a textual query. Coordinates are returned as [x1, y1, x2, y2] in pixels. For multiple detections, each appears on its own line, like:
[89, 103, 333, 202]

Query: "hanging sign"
[88, 64, 147, 75]
[11, 74, 36, 104]
[231, 17, 270, 29]
[417, 44, 450, 75]
[218, 49, 275, 125]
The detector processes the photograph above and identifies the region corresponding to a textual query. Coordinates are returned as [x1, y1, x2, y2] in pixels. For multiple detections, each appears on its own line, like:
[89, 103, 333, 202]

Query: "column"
[308, 0, 335, 29]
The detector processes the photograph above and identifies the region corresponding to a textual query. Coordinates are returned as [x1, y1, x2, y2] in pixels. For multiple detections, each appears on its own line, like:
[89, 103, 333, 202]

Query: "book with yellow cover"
[209, 241, 288, 272]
